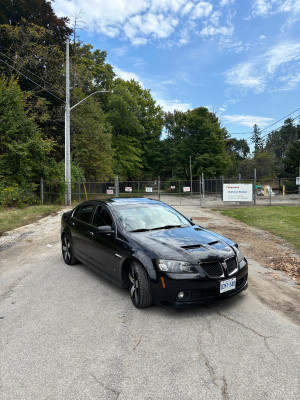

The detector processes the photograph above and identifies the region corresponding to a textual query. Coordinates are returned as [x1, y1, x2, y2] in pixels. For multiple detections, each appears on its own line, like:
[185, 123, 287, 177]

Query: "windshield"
[113, 203, 192, 232]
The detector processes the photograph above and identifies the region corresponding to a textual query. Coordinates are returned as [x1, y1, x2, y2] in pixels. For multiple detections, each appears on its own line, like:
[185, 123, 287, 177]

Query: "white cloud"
[225, 41, 300, 93]
[155, 98, 192, 112]
[225, 63, 265, 92]
[200, 24, 234, 37]
[222, 114, 274, 127]
[265, 42, 300, 74]
[191, 2, 213, 19]
[113, 66, 144, 86]
[220, 0, 235, 6]
[252, 0, 272, 17]
[54, 0, 234, 46]
[252, 0, 300, 17]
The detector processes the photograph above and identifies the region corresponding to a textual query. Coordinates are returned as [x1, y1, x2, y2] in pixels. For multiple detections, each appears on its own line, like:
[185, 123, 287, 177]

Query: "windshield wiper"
[129, 228, 152, 232]
[151, 224, 183, 230]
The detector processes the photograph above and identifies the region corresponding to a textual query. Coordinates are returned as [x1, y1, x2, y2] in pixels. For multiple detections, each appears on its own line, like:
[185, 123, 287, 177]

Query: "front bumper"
[150, 265, 248, 308]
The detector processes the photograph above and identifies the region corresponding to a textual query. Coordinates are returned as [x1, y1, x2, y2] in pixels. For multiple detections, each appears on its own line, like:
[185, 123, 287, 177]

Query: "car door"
[69, 203, 95, 261]
[86, 205, 126, 281]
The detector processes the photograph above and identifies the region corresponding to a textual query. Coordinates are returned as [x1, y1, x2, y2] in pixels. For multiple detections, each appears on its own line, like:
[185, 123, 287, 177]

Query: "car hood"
[130, 225, 236, 263]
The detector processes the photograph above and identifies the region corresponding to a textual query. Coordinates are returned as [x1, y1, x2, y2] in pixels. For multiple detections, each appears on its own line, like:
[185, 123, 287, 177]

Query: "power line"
[0, 50, 61, 92]
[0, 57, 64, 103]
[226, 105, 300, 138]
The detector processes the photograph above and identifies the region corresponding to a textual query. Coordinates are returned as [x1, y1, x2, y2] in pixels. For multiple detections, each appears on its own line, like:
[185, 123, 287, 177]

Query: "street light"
[65, 39, 110, 205]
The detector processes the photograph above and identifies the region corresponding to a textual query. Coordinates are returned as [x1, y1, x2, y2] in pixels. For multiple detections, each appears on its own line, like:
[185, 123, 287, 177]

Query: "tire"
[61, 234, 78, 265]
[128, 261, 152, 308]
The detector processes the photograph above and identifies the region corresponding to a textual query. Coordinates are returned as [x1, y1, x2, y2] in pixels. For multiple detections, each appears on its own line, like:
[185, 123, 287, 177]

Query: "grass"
[218, 206, 300, 251]
[0, 204, 64, 233]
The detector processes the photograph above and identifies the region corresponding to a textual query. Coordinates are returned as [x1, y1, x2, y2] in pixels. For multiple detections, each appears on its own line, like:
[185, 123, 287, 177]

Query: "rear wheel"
[62, 234, 78, 265]
[128, 261, 152, 308]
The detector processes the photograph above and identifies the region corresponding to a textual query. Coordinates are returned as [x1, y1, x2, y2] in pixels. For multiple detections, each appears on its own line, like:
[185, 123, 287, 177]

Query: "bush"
[0, 184, 39, 208]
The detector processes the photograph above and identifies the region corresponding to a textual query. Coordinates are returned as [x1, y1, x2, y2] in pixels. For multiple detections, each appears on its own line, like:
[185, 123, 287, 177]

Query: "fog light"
[177, 291, 185, 299]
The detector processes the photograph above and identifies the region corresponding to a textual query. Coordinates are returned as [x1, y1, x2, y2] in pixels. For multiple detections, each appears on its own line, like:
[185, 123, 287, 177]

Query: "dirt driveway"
[1, 204, 299, 400]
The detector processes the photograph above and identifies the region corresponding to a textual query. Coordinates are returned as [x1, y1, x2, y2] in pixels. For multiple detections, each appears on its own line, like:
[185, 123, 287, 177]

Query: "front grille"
[226, 256, 238, 275]
[200, 261, 224, 278]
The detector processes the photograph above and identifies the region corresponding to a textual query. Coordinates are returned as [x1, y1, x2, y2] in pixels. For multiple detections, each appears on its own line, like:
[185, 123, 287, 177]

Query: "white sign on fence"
[145, 187, 153, 193]
[107, 189, 114, 195]
[183, 187, 190, 192]
[223, 184, 253, 202]
[296, 177, 300, 185]
[125, 187, 132, 192]
[170, 186, 176, 189]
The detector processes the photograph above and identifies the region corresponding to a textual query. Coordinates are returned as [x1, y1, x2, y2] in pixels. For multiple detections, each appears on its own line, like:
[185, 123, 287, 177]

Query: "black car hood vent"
[181, 244, 202, 249]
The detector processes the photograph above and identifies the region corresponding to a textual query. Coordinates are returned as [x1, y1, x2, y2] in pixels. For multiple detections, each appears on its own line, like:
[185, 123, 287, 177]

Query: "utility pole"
[64, 39, 110, 205]
[65, 39, 71, 205]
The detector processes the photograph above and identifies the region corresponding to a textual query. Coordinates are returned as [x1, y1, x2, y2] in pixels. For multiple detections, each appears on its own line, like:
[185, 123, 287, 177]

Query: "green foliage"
[0, 0, 72, 48]
[251, 124, 264, 157]
[0, 183, 38, 207]
[238, 152, 278, 180]
[71, 88, 113, 181]
[0, 76, 54, 186]
[164, 107, 231, 178]
[107, 79, 164, 179]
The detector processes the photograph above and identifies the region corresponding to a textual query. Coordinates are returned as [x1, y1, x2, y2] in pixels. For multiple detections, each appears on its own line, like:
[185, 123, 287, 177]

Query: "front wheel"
[62, 234, 78, 265]
[128, 261, 152, 308]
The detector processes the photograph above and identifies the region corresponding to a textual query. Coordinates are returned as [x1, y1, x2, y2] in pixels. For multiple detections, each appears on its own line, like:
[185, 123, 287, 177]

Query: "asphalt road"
[0, 207, 299, 400]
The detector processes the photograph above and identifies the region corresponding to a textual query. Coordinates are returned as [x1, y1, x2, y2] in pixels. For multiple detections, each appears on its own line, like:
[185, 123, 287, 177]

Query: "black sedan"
[61, 198, 248, 308]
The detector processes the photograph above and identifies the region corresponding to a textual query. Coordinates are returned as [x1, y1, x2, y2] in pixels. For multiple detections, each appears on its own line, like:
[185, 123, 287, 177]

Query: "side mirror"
[96, 225, 114, 234]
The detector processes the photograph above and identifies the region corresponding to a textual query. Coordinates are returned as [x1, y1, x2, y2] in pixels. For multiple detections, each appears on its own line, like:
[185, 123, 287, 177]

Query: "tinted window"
[76, 204, 94, 223]
[92, 206, 113, 227]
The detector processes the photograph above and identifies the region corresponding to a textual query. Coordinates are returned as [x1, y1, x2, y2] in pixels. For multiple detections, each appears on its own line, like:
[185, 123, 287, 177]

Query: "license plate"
[220, 278, 236, 293]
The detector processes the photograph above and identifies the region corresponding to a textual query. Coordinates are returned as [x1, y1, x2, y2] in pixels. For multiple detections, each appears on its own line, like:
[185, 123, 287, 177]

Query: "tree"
[71, 88, 113, 181]
[0, 76, 53, 186]
[266, 118, 298, 160]
[163, 107, 232, 179]
[106, 79, 163, 179]
[251, 124, 263, 157]
[0, 0, 72, 48]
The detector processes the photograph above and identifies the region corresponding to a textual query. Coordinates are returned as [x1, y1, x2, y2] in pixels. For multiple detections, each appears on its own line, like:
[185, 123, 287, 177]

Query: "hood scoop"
[181, 244, 208, 253]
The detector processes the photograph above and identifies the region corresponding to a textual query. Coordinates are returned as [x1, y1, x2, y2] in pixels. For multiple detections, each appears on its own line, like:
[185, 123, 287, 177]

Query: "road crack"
[213, 309, 278, 357]
[91, 373, 121, 399]
[221, 376, 229, 400]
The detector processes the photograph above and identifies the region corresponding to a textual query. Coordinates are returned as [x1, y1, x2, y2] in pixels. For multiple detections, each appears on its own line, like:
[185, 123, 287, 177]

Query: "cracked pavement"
[0, 204, 299, 400]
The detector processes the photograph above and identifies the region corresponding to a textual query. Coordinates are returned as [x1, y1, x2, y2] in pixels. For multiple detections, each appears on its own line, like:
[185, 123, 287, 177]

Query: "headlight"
[235, 246, 244, 263]
[157, 260, 197, 273]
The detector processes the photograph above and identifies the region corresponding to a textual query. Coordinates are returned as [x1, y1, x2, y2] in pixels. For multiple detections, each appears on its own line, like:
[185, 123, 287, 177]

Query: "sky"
[53, 0, 300, 144]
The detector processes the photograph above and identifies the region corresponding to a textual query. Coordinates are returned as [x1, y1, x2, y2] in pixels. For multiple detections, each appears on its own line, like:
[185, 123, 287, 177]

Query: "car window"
[92, 206, 113, 227]
[114, 203, 191, 231]
[75, 204, 94, 223]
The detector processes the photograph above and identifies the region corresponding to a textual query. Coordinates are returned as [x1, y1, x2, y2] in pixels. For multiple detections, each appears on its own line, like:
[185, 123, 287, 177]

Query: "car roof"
[77, 198, 162, 207]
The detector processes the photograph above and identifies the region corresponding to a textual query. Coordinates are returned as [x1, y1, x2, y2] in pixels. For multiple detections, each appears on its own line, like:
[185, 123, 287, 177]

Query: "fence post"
[40, 177, 44, 204]
[253, 169, 256, 205]
[115, 175, 119, 197]
[78, 182, 81, 202]
[199, 176, 201, 205]
[299, 167, 300, 196]
[269, 181, 272, 205]
[179, 180, 181, 205]
[201, 173, 205, 207]
[158, 176, 160, 201]
[221, 175, 224, 200]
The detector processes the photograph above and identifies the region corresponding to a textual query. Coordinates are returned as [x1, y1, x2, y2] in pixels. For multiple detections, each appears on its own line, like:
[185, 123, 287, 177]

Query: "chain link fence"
[40, 172, 300, 208]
